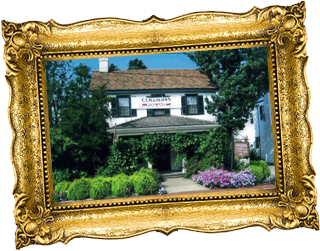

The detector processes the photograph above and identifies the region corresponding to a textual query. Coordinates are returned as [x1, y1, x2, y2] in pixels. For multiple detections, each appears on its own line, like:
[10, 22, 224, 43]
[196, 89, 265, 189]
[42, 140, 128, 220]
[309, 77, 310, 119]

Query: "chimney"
[99, 58, 109, 72]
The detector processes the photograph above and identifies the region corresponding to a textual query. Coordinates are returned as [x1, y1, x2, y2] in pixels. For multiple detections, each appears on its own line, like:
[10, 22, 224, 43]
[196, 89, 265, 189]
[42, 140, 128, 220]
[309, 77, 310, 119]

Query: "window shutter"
[164, 109, 170, 116]
[198, 95, 204, 115]
[111, 97, 118, 117]
[147, 109, 153, 117]
[181, 96, 187, 115]
[131, 109, 137, 117]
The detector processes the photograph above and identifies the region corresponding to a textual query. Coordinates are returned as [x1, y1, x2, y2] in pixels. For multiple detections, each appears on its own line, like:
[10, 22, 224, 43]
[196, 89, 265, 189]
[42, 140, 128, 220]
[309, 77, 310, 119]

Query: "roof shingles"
[111, 116, 216, 129]
[90, 69, 216, 91]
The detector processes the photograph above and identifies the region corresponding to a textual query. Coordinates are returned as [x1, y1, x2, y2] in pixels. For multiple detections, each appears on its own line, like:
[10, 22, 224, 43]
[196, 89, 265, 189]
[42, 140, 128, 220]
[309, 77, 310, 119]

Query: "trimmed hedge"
[67, 178, 91, 201]
[55, 181, 71, 194]
[54, 181, 71, 202]
[90, 177, 112, 200]
[111, 174, 133, 197]
[131, 169, 158, 195]
[134, 167, 164, 184]
[250, 160, 271, 180]
[248, 165, 264, 183]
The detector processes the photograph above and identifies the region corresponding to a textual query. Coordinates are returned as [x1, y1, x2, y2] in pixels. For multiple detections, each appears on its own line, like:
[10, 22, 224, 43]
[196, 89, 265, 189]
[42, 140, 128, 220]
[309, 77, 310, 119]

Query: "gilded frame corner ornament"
[2, 1, 318, 249]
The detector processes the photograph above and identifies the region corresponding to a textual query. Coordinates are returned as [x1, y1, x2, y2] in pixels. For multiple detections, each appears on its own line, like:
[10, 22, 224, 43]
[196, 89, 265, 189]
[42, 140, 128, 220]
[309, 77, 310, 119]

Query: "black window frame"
[181, 94, 204, 115]
[255, 136, 261, 149]
[146, 94, 170, 117]
[250, 113, 254, 124]
[111, 95, 137, 118]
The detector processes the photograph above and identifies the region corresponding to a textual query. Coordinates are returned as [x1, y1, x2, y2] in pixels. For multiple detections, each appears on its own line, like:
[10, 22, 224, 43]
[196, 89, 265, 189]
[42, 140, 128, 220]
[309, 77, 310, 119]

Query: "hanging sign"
[131, 96, 181, 109]
[234, 142, 250, 158]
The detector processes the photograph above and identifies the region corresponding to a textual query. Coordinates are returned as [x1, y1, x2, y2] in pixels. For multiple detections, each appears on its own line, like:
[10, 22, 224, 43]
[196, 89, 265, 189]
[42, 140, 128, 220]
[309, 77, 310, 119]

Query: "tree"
[187, 48, 269, 169]
[108, 63, 119, 72]
[45, 60, 73, 126]
[187, 48, 269, 135]
[47, 63, 112, 177]
[127, 58, 147, 70]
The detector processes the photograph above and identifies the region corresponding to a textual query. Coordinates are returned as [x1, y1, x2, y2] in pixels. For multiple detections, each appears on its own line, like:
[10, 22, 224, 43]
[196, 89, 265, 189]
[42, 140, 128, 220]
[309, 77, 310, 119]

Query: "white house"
[90, 58, 273, 172]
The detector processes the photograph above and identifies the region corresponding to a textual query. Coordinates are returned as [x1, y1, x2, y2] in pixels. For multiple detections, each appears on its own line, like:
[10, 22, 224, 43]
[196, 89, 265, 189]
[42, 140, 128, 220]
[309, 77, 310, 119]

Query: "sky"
[70, 52, 198, 72]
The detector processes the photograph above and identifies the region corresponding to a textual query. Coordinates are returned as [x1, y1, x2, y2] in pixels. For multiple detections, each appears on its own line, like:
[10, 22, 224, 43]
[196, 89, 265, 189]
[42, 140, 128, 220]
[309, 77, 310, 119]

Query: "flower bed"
[192, 168, 256, 189]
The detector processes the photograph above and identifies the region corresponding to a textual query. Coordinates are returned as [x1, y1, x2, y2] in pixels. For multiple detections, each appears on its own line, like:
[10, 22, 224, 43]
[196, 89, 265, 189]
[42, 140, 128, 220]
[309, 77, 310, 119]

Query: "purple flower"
[192, 168, 256, 189]
[158, 184, 168, 195]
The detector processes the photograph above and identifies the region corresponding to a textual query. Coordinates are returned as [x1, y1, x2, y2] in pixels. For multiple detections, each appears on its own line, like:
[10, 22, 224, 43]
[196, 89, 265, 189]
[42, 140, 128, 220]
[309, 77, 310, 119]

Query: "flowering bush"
[158, 184, 168, 195]
[54, 191, 68, 203]
[192, 168, 256, 189]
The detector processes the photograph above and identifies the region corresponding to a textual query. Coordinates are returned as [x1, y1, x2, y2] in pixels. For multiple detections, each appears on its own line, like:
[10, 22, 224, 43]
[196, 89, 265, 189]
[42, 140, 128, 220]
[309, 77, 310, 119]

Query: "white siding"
[107, 92, 217, 128]
[236, 93, 274, 163]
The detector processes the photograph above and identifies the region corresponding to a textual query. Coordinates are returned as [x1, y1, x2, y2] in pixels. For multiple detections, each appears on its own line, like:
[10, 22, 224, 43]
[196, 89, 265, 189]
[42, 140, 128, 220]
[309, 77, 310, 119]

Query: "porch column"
[182, 159, 186, 173]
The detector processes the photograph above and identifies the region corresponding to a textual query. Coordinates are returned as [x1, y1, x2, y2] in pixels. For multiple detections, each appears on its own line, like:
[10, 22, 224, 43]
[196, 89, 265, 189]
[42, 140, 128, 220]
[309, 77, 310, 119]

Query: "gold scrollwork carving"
[14, 194, 63, 249]
[258, 1, 306, 57]
[2, 21, 51, 76]
[270, 175, 319, 230]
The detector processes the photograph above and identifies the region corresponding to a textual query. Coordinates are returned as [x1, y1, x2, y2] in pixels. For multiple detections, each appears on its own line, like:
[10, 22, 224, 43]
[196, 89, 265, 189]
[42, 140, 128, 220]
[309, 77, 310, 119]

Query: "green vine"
[97, 127, 230, 176]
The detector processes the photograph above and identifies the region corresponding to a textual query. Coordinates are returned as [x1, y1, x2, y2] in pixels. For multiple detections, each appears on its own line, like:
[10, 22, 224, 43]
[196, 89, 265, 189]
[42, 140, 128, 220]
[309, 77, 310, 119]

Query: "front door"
[154, 144, 171, 172]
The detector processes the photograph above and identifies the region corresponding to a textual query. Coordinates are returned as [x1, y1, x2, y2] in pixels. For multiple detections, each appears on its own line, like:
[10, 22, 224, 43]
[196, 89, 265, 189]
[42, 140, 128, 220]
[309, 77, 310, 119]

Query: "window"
[259, 105, 265, 121]
[181, 95, 204, 115]
[147, 109, 170, 116]
[250, 113, 254, 124]
[118, 97, 130, 117]
[111, 96, 137, 118]
[187, 96, 198, 114]
[255, 136, 260, 149]
[147, 94, 170, 117]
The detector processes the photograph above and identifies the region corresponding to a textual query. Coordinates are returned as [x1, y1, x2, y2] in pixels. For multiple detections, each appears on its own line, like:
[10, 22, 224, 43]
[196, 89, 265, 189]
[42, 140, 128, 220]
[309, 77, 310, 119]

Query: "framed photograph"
[1, 0, 319, 250]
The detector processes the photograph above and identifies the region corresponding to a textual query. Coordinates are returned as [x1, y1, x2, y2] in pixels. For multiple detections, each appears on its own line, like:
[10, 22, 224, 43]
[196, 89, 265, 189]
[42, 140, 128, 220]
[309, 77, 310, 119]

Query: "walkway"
[163, 177, 211, 194]
[162, 177, 276, 195]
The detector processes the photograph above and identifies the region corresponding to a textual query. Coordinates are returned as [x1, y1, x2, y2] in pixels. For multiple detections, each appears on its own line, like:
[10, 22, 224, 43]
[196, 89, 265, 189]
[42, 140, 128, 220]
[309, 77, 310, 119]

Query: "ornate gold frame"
[2, 1, 318, 249]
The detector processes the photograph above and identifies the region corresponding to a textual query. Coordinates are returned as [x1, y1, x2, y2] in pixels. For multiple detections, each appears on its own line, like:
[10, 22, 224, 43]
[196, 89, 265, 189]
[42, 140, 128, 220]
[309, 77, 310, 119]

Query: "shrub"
[250, 160, 270, 179]
[135, 167, 164, 184]
[248, 165, 264, 183]
[90, 177, 112, 200]
[112, 174, 133, 198]
[184, 157, 205, 178]
[54, 181, 71, 202]
[261, 161, 271, 179]
[55, 181, 71, 194]
[67, 178, 92, 201]
[131, 171, 158, 195]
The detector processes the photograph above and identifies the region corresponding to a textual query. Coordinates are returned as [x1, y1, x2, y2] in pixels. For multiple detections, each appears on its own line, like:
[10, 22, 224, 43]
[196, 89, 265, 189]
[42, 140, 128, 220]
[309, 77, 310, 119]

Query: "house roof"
[90, 69, 217, 91]
[110, 116, 217, 130]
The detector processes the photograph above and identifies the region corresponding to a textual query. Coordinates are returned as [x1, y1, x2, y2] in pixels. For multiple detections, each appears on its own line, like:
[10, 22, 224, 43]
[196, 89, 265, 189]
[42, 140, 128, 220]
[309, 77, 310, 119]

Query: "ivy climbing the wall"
[96, 127, 231, 178]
